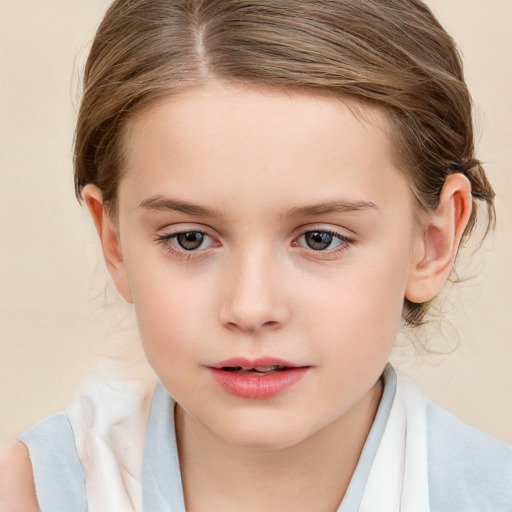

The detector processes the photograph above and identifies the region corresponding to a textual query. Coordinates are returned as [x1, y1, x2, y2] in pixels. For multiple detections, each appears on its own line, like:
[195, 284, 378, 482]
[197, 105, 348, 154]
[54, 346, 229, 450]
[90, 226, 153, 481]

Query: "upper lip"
[208, 357, 308, 370]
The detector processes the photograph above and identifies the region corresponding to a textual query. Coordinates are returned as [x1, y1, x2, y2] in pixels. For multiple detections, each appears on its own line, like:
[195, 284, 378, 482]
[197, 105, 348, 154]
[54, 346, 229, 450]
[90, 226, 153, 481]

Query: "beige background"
[1, 0, 511, 444]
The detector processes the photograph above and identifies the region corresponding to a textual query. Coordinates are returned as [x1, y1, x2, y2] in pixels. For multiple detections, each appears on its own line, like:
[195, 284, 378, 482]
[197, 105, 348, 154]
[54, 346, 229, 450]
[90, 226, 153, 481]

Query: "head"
[75, 0, 494, 448]
[75, 0, 494, 327]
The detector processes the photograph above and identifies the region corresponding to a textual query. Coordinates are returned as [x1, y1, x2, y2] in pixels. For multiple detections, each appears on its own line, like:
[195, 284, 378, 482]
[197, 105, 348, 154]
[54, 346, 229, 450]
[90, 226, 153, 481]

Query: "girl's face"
[114, 82, 424, 450]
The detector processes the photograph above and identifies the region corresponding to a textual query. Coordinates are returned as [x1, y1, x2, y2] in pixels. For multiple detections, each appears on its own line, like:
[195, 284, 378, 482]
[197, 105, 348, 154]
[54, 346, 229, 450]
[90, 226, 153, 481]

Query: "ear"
[405, 173, 472, 304]
[82, 184, 133, 303]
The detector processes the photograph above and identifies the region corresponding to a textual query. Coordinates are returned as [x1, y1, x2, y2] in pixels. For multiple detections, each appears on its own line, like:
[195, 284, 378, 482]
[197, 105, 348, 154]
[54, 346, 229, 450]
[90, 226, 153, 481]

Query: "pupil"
[177, 232, 204, 250]
[306, 231, 332, 250]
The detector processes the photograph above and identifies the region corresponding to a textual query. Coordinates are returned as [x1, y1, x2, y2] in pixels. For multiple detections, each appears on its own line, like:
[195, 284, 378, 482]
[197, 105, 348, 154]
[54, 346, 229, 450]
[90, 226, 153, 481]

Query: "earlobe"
[82, 184, 133, 303]
[405, 173, 472, 304]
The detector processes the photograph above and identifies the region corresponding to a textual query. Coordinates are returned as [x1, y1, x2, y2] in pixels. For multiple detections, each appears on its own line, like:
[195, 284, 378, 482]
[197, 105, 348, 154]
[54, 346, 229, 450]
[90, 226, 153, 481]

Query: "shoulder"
[0, 441, 38, 512]
[426, 401, 512, 511]
[16, 412, 87, 512]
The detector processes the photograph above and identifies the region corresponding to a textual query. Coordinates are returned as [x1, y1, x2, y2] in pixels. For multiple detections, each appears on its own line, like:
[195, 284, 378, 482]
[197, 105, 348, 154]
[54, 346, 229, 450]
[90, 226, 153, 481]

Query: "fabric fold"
[359, 375, 429, 512]
[66, 375, 154, 512]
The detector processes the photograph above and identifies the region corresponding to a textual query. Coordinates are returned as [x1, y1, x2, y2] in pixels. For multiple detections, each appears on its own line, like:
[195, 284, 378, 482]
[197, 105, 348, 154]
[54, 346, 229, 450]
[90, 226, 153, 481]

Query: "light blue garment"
[17, 413, 87, 512]
[427, 402, 512, 511]
[18, 368, 512, 511]
[140, 382, 187, 511]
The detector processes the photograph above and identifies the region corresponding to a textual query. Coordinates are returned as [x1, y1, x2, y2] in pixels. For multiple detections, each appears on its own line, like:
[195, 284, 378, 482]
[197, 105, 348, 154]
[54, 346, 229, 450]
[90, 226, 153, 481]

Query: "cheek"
[301, 251, 409, 359]
[125, 257, 213, 363]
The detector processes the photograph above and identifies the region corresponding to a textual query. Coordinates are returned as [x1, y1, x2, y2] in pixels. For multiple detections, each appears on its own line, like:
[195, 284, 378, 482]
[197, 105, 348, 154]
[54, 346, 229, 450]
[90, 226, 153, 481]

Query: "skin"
[0, 443, 37, 512]
[0, 81, 472, 511]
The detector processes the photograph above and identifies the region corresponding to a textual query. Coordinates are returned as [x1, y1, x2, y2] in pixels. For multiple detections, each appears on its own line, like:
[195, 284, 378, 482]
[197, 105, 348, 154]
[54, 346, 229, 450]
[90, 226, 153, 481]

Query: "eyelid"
[293, 224, 356, 242]
[292, 225, 356, 257]
[155, 224, 221, 259]
[156, 222, 219, 239]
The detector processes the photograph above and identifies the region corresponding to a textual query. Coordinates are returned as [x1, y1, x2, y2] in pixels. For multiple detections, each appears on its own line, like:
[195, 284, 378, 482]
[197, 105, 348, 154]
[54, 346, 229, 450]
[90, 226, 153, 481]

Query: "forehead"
[119, 81, 411, 217]
[124, 82, 392, 160]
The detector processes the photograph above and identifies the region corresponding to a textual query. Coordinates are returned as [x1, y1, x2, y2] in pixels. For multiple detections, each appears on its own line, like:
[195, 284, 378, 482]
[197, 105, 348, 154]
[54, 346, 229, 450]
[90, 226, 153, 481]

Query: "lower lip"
[208, 367, 309, 399]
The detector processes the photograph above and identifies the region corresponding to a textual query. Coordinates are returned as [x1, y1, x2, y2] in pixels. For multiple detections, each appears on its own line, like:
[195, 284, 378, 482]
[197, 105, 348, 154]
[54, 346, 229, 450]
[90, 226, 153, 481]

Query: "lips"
[221, 364, 288, 375]
[207, 357, 310, 399]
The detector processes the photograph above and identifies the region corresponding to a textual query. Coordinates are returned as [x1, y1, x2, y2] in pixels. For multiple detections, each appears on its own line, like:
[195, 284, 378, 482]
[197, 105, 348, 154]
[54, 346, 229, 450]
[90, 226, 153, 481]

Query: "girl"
[2, 0, 511, 511]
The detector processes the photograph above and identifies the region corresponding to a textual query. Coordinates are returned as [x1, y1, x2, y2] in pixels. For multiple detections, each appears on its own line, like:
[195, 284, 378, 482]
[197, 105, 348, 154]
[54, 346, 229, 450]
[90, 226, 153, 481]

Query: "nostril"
[224, 319, 279, 333]
[218, 277, 290, 331]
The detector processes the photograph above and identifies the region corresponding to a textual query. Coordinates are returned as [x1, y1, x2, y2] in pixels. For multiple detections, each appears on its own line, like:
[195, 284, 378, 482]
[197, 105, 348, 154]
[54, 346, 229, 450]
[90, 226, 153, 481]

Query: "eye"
[175, 231, 206, 250]
[304, 231, 336, 251]
[155, 229, 217, 256]
[295, 229, 353, 252]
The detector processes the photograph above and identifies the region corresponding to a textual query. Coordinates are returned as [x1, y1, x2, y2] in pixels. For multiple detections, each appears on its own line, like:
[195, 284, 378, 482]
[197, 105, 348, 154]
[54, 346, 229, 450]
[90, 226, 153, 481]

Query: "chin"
[226, 434, 303, 452]
[210, 418, 311, 452]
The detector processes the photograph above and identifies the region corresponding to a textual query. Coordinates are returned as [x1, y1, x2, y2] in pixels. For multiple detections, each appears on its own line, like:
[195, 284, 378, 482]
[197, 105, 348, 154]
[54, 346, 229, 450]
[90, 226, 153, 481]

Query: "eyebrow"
[139, 195, 378, 220]
[283, 199, 378, 218]
[139, 195, 225, 219]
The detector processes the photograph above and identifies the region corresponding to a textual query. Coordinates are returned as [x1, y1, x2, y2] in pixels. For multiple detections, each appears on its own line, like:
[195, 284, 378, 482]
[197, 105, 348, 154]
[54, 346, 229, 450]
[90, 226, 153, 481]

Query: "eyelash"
[155, 230, 213, 260]
[155, 227, 355, 260]
[294, 229, 354, 258]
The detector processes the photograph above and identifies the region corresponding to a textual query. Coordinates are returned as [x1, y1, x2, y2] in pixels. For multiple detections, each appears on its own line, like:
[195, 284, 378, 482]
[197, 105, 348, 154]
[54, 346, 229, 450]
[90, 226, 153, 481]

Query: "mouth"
[220, 364, 293, 375]
[207, 357, 310, 399]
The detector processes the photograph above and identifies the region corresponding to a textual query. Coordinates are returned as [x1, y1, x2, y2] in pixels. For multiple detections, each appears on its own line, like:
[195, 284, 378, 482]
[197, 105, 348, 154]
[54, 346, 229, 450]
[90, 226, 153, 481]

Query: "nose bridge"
[219, 243, 288, 332]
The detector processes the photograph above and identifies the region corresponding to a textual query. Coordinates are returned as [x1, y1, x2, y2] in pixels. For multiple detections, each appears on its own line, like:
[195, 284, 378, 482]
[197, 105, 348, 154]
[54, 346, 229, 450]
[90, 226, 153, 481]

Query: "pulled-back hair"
[74, 0, 495, 326]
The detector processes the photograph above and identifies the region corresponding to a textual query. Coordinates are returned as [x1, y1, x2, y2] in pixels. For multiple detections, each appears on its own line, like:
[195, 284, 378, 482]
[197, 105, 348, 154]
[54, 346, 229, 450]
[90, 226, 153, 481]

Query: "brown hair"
[74, 0, 495, 326]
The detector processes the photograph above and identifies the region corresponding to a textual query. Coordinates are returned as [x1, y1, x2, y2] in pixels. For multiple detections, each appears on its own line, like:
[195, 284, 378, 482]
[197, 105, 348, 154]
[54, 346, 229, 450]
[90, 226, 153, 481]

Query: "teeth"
[253, 365, 283, 373]
[221, 365, 287, 373]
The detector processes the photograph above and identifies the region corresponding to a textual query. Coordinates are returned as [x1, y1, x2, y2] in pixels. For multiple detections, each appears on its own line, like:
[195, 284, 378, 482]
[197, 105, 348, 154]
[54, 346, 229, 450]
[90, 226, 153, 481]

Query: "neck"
[176, 377, 383, 512]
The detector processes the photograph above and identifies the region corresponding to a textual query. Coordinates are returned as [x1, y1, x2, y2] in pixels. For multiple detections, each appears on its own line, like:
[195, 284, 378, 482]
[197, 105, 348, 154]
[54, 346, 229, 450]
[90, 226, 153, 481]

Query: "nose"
[218, 250, 290, 333]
